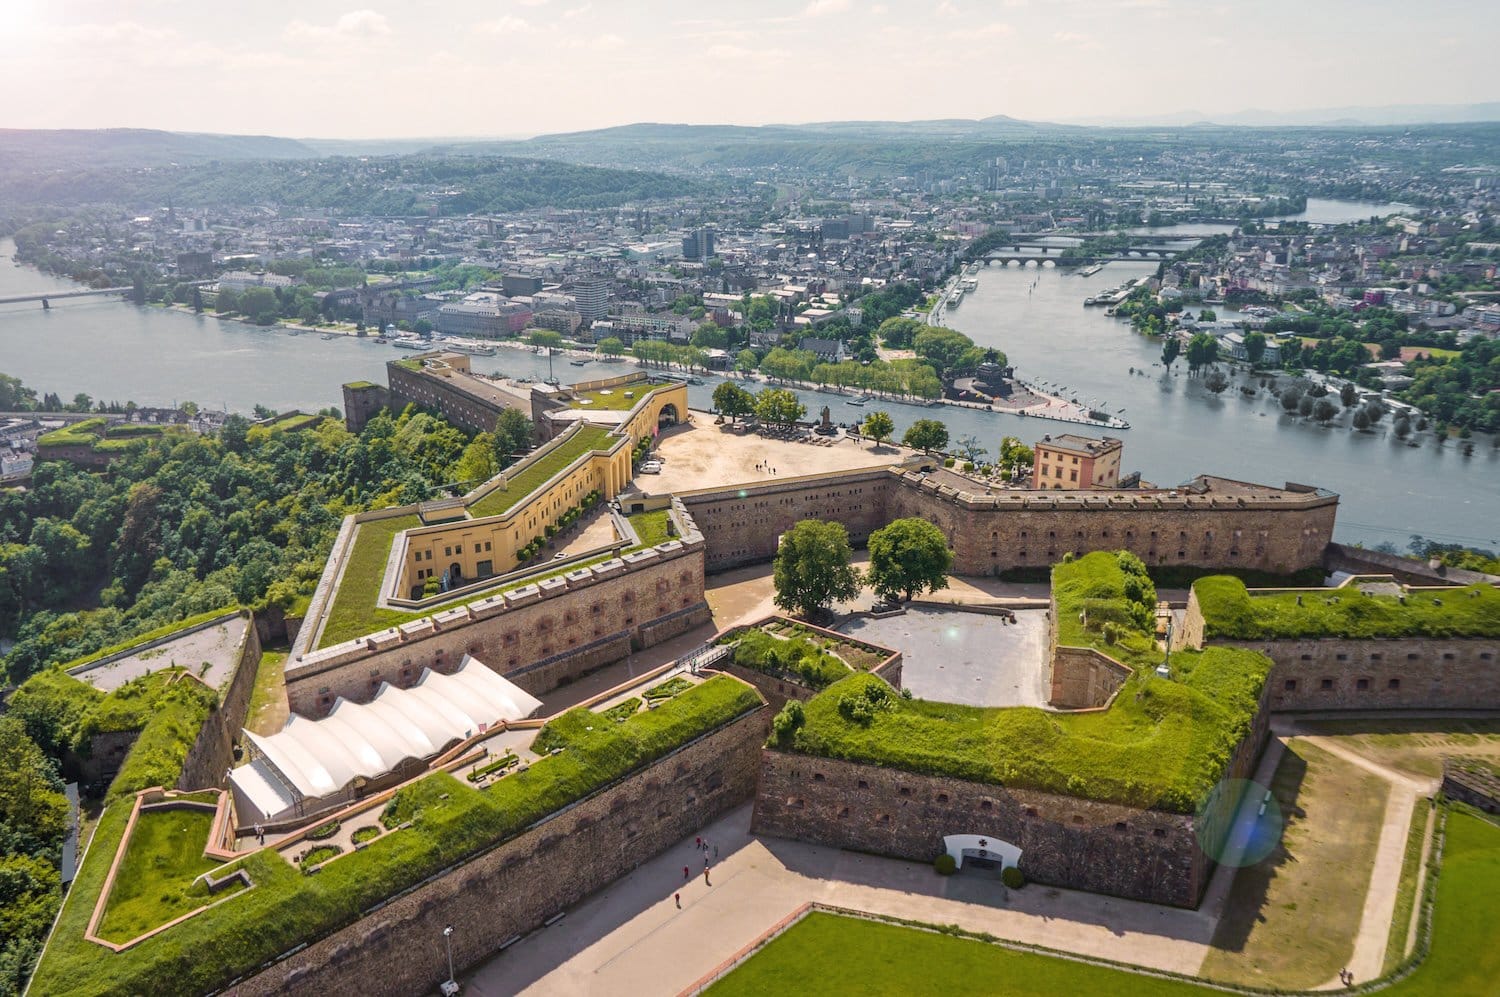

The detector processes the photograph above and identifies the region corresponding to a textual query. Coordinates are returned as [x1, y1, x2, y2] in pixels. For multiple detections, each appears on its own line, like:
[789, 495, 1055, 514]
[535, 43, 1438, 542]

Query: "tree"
[735, 349, 758, 376]
[690, 324, 728, 351]
[1279, 387, 1302, 412]
[596, 337, 625, 358]
[1394, 414, 1412, 439]
[1185, 333, 1219, 374]
[1204, 369, 1231, 395]
[1364, 400, 1385, 426]
[772, 520, 860, 619]
[413, 319, 433, 337]
[453, 433, 499, 483]
[754, 388, 805, 428]
[190, 286, 204, 313]
[1352, 408, 1371, 431]
[1313, 397, 1339, 423]
[1198, 309, 1217, 323]
[954, 434, 988, 463]
[1340, 382, 1358, 408]
[902, 418, 949, 453]
[1244, 332, 1266, 365]
[862, 411, 895, 447]
[712, 381, 754, 423]
[130, 273, 147, 307]
[866, 518, 952, 603]
[493, 409, 533, 459]
[1161, 337, 1181, 369]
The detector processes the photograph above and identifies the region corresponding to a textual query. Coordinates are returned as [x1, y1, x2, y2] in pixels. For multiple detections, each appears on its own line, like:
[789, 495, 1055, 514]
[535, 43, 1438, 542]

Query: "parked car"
[640, 460, 663, 474]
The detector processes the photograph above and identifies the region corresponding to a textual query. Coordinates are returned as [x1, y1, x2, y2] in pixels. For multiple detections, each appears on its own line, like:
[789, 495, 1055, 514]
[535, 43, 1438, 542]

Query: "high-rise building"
[572, 279, 611, 321]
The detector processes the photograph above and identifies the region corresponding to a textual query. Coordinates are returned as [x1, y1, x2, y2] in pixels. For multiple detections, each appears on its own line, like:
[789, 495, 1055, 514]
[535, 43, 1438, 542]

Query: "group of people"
[675, 836, 719, 908]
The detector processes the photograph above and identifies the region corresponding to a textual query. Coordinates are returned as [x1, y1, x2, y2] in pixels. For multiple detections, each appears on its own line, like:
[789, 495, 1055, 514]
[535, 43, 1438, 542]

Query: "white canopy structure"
[230, 655, 541, 826]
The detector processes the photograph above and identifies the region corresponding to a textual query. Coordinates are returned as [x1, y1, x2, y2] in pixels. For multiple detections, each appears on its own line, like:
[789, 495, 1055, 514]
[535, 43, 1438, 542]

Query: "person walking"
[713, 844, 719, 860]
[683, 865, 690, 880]
[704, 868, 711, 886]
[675, 893, 681, 909]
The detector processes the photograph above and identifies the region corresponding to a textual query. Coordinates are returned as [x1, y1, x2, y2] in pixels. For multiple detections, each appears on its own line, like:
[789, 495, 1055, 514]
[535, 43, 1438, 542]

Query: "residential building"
[1031, 434, 1125, 490]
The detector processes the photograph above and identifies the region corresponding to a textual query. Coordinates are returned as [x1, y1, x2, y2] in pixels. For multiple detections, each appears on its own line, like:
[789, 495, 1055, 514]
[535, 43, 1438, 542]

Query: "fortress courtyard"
[641, 411, 907, 495]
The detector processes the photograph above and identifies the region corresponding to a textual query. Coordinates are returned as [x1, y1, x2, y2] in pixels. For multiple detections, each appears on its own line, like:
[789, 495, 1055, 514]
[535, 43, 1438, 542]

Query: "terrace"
[567, 379, 675, 410]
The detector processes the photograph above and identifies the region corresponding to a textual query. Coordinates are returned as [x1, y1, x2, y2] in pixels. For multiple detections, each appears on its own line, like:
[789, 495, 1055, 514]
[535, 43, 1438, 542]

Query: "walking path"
[1272, 721, 1441, 991]
[465, 804, 1220, 997]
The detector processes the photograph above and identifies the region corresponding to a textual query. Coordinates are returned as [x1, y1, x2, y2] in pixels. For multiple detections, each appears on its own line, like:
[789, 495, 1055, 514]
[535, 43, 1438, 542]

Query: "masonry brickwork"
[681, 468, 1338, 577]
[285, 544, 709, 717]
[178, 618, 262, 792]
[233, 700, 768, 997]
[386, 353, 528, 435]
[1180, 587, 1500, 712]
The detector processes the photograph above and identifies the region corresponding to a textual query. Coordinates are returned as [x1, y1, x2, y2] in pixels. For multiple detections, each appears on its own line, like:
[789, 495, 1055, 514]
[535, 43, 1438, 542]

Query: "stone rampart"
[233, 700, 768, 997]
[752, 751, 1209, 907]
[285, 544, 708, 717]
[178, 617, 262, 791]
[1049, 646, 1130, 710]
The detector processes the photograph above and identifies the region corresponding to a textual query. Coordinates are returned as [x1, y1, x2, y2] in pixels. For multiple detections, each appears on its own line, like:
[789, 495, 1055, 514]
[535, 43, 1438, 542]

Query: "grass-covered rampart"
[777, 553, 1272, 813]
[30, 676, 761, 997]
[1194, 576, 1500, 641]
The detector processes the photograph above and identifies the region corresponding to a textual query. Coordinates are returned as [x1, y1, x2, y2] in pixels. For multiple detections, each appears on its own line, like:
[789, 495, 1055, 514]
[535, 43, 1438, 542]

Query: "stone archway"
[657, 403, 680, 429]
[943, 833, 1022, 871]
[447, 563, 463, 586]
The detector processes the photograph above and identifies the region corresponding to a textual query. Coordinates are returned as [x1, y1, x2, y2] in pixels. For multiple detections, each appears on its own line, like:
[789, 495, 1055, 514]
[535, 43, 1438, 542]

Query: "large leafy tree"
[866, 518, 952, 603]
[712, 381, 755, 423]
[773, 520, 861, 620]
[861, 411, 895, 447]
[754, 388, 805, 427]
[902, 418, 949, 453]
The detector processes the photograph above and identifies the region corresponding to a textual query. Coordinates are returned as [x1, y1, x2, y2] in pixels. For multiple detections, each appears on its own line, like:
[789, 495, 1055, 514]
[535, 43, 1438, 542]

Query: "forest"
[0, 382, 510, 685]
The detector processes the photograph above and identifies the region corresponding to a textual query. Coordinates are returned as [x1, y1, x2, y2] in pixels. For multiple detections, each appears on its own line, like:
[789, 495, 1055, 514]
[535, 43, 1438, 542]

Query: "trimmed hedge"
[31, 676, 762, 997]
[730, 629, 851, 690]
[305, 820, 341, 841]
[1194, 575, 1500, 640]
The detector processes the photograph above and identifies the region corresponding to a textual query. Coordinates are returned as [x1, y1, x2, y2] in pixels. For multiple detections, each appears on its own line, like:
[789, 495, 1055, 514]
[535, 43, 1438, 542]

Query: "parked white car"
[639, 460, 663, 474]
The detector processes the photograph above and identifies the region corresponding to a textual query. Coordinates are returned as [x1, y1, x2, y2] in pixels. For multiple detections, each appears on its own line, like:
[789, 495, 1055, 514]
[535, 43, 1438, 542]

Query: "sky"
[1, 0, 1495, 139]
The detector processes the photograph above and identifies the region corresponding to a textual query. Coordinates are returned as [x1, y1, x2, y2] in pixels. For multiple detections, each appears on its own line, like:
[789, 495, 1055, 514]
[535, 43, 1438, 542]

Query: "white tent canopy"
[230, 655, 540, 824]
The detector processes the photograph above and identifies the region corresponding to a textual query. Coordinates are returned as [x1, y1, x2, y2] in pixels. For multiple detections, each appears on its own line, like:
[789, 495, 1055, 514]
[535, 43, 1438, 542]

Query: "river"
[0, 197, 1492, 551]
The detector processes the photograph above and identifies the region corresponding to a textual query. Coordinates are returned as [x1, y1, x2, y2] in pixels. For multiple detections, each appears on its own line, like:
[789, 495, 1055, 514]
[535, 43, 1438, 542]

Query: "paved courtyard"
[69, 615, 248, 693]
[642, 414, 905, 496]
[837, 606, 1051, 708]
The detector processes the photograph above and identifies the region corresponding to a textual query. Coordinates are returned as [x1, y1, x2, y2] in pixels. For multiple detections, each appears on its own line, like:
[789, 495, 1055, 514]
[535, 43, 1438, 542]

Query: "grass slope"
[96, 809, 241, 943]
[705, 912, 1216, 997]
[467, 424, 615, 519]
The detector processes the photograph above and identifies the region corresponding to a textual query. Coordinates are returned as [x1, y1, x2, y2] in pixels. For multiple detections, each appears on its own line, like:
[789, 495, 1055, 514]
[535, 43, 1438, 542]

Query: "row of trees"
[772, 517, 953, 619]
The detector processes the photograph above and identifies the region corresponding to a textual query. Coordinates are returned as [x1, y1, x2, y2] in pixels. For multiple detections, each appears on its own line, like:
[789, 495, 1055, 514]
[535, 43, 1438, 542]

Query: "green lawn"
[315, 513, 421, 647]
[782, 555, 1271, 813]
[246, 649, 288, 736]
[705, 912, 1216, 997]
[569, 380, 673, 410]
[628, 508, 673, 547]
[1194, 575, 1500, 640]
[1382, 809, 1500, 995]
[1198, 739, 1390, 989]
[467, 424, 616, 519]
[95, 808, 242, 943]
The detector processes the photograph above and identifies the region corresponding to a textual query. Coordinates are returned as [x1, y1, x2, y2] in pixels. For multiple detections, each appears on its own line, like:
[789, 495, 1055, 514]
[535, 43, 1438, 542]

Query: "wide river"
[0, 198, 1493, 551]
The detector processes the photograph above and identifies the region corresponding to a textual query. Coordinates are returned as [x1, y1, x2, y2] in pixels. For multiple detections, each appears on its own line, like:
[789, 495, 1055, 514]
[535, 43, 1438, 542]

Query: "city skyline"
[3, 0, 1497, 139]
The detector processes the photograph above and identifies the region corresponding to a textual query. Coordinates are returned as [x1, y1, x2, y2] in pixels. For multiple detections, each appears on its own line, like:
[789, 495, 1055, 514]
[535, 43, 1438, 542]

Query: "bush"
[943, 457, 956, 467]
[300, 845, 342, 872]
[771, 700, 806, 746]
[305, 820, 341, 841]
[934, 853, 957, 875]
[351, 826, 381, 846]
[1001, 866, 1025, 889]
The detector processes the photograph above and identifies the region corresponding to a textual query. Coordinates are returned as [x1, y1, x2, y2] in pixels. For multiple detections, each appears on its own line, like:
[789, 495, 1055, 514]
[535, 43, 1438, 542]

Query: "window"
[1320, 678, 1334, 690]
[1388, 678, 1401, 690]
[1284, 679, 1298, 691]
[1336, 653, 1348, 661]
[1356, 678, 1370, 691]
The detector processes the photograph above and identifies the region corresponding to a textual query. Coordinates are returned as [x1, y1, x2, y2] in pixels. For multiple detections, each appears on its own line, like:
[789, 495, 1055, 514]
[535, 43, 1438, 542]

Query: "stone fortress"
[44, 354, 1491, 997]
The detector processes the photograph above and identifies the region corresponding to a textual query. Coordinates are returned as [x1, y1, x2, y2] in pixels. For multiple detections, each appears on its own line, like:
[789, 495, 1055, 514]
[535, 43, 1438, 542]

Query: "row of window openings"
[1289, 677, 1404, 692]
[994, 528, 1266, 542]
[1001, 548, 1258, 561]
[1301, 652, 1482, 662]
[414, 541, 494, 563]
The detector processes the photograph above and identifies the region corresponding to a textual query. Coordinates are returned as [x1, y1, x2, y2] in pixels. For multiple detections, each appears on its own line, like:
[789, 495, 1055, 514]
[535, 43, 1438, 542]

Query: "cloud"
[285, 9, 392, 42]
[476, 15, 532, 34]
[803, 0, 852, 16]
[973, 22, 1013, 37]
[936, 1, 959, 15]
[566, 32, 624, 51]
[563, 4, 592, 18]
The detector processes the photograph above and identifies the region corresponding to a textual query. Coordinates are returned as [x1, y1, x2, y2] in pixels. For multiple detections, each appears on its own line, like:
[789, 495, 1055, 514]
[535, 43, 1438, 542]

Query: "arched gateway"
[943, 833, 1022, 871]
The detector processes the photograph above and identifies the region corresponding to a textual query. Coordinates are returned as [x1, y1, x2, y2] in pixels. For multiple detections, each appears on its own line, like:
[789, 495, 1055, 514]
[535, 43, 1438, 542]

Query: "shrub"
[305, 820, 341, 841]
[602, 698, 642, 723]
[300, 845, 342, 872]
[351, 826, 381, 846]
[934, 853, 957, 875]
[771, 700, 806, 746]
[943, 457, 956, 467]
[1001, 866, 1025, 889]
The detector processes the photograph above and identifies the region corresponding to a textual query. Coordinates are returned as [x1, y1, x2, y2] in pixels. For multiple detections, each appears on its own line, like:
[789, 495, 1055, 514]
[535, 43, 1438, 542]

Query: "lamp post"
[441, 925, 458, 996]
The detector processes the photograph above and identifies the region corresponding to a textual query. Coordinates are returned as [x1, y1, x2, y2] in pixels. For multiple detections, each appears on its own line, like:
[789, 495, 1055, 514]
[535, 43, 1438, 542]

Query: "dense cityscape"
[1, 3, 1498, 996]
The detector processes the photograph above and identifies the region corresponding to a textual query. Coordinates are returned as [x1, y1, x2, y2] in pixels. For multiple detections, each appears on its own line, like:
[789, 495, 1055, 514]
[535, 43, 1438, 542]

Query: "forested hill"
[0, 155, 703, 213]
[0, 128, 319, 170]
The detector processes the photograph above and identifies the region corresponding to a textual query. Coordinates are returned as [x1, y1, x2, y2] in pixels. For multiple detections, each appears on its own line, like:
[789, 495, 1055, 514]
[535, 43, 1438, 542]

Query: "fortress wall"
[235, 701, 767, 997]
[179, 618, 263, 791]
[285, 545, 707, 718]
[751, 751, 1209, 908]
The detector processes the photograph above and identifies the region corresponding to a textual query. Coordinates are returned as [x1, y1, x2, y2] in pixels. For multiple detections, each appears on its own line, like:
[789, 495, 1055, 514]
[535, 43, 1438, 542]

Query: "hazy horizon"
[3, 0, 1497, 140]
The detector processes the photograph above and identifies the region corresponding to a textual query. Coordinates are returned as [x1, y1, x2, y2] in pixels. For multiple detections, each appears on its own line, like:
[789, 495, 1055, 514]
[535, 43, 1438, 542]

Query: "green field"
[628, 508, 673, 547]
[569, 380, 674, 410]
[95, 808, 241, 943]
[705, 912, 1216, 996]
[467, 424, 616, 519]
[315, 513, 421, 647]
